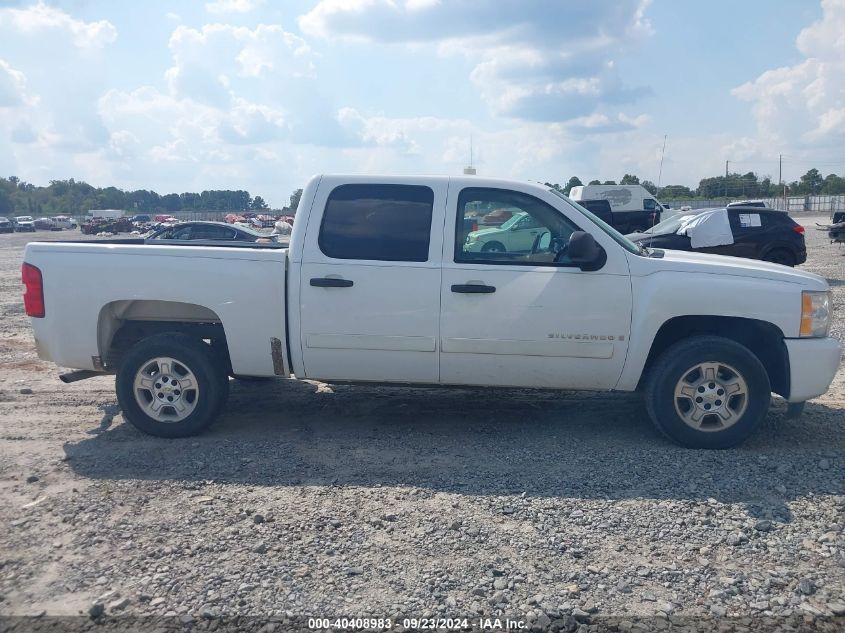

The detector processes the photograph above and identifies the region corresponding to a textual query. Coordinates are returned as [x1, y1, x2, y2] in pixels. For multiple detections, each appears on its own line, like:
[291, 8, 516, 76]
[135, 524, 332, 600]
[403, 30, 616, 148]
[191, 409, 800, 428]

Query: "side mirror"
[568, 231, 606, 271]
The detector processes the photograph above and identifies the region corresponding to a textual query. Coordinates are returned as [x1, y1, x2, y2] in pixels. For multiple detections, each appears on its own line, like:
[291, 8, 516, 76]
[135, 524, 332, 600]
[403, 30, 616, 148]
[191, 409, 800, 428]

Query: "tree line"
[0, 177, 304, 217]
[548, 168, 845, 199]
[3, 166, 843, 218]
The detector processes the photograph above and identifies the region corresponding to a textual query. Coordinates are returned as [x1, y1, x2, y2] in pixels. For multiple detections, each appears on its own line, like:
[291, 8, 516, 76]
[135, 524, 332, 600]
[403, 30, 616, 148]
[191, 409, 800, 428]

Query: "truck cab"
[569, 184, 665, 233]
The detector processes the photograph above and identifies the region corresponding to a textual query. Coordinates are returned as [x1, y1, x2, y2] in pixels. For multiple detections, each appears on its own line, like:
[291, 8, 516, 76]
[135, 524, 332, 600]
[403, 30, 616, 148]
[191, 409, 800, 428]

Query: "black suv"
[627, 207, 807, 266]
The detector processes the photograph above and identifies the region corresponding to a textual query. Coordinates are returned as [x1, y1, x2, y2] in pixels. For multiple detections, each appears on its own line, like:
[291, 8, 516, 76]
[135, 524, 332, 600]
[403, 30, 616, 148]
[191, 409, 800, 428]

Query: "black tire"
[762, 248, 795, 267]
[644, 335, 771, 449]
[116, 333, 227, 437]
[482, 241, 506, 253]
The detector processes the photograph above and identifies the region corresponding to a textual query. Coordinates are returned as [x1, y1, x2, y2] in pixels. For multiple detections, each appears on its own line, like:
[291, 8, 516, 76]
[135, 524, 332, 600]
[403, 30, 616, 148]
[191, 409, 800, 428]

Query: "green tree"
[799, 168, 823, 195]
[822, 173, 845, 195]
[563, 176, 583, 195]
[289, 188, 303, 212]
[161, 193, 181, 212]
[660, 184, 695, 198]
[588, 179, 601, 185]
[641, 180, 657, 195]
[603, 180, 617, 185]
[0, 188, 12, 215]
[620, 174, 640, 185]
[250, 195, 269, 210]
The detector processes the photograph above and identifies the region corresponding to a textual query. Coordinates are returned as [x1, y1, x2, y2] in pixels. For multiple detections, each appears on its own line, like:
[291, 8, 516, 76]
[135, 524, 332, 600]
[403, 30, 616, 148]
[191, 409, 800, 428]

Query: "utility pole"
[725, 160, 729, 199]
[657, 134, 667, 192]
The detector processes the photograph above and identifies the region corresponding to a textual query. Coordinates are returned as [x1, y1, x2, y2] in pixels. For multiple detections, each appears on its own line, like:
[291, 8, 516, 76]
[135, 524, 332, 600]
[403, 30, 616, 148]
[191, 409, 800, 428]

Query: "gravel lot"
[1, 219, 843, 631]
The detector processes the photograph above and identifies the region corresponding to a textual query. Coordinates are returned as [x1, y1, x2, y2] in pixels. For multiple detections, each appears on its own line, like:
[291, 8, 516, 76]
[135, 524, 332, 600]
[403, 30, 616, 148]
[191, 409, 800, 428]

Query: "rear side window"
[319, 184, 434, 262]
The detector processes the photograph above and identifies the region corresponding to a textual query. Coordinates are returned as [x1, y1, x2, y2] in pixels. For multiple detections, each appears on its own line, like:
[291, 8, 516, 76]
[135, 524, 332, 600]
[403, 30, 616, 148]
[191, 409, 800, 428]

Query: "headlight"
[800, 291, 832, 337]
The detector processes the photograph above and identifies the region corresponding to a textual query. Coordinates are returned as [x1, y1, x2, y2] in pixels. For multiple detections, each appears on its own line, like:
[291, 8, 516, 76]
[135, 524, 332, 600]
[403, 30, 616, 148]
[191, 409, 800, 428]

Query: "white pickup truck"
[22, 175, 840, 448]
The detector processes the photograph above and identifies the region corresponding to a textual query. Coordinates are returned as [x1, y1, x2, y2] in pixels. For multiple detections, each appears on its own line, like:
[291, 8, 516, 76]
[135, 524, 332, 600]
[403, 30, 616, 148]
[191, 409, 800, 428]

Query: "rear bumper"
[784, 337, 842, 402]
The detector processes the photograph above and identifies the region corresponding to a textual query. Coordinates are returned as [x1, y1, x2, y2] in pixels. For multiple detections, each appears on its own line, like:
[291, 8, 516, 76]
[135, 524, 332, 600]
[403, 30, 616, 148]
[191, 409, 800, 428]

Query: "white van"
[86, 209, 124, 219]
[569, 185, 665, 233]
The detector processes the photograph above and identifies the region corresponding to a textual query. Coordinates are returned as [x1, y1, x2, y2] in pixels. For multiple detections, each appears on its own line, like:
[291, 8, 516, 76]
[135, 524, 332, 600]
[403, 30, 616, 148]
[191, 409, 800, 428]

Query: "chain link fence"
[663, 195, 844, 217]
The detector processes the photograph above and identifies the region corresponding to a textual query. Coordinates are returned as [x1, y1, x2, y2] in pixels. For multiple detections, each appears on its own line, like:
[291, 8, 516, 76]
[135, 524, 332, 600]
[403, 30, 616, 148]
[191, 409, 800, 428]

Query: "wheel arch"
[638, 315, 790, 398]
[97, 300, 229, 370]
[482, 239, 506, 252]
[759, 242, 798, 261]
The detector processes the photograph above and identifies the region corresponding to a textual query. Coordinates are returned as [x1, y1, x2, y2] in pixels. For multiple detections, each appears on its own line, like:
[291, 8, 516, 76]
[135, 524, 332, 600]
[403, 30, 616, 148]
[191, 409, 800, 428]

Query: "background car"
[14, 216, 36, 232]
[34, 217, 60, 231]
[464, 211, 545, 253]
[52, 216, 77, 230]
[145, 221, 282, 243]
[727, 199, 769, 208]
[130, 214, 152, 224]
[0, 217, 13, 233]
[826, 220, 845, 243]
[478, 208, 515, 227]
[627, 207, 806, 266]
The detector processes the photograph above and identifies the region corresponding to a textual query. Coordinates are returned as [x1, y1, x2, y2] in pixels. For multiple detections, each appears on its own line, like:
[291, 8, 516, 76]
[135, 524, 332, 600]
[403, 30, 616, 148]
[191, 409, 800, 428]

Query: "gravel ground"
[1, 219, 843, 632]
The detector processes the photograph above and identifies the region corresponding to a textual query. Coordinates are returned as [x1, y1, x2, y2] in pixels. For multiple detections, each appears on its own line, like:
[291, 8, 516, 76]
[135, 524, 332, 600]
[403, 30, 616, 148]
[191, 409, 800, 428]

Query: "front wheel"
[644, 335, 771, 449]
[116, 333, 227, 437]
[481, 241, 506, 253]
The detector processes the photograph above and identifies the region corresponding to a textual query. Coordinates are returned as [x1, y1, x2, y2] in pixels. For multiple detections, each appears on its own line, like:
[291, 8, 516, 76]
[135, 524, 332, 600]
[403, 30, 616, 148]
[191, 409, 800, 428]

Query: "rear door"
[725, 210, 761, 258]
[298, 179, 446, 383]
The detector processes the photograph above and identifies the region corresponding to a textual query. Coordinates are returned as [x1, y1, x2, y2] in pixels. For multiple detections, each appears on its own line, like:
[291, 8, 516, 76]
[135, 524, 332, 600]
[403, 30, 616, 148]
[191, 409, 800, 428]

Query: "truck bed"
[23, 240, 290, 377]
[33, 237, 287, 249]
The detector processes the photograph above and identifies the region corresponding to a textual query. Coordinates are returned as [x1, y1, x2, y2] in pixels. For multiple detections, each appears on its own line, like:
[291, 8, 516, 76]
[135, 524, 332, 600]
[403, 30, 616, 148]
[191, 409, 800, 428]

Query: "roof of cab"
[315, 173, 553, 193]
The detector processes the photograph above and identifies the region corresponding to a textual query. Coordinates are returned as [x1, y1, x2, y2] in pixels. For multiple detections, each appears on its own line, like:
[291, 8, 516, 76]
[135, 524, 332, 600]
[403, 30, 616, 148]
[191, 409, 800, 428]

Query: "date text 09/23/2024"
[307, 617, 526, 630]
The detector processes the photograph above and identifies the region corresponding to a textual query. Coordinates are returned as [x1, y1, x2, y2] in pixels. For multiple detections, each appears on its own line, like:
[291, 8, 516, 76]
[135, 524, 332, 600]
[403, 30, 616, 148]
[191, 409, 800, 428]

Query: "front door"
[440, 184, 634, 390]
[299, 180, 446, 383]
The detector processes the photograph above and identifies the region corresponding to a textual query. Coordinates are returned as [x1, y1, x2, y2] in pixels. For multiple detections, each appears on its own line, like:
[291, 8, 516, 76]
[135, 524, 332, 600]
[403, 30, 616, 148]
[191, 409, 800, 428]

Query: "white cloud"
[0, 59, 36, 107]
[0, 1, 116, 50]
[300, 0, 652, 123]
[334, 107, 594, 178]
[733, 0, 845, 146]
[165, 23, 313, 106]
[205, 0, 265, 14]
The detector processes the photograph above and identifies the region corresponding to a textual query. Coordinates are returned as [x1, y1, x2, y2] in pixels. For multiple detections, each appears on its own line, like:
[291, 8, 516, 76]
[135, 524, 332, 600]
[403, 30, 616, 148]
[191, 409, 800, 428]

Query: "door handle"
[451, 284, 496, 294]
[310, 277, 353, 288]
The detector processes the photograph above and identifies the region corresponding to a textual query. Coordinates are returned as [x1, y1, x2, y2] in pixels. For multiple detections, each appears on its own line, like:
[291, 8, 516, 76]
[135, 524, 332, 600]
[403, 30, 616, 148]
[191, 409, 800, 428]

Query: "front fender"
[616, 271, 798, 390]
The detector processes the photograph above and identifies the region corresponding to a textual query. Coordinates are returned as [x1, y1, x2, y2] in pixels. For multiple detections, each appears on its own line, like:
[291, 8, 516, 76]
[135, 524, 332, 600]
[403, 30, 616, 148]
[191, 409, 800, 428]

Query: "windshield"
[17, 216, 33, 221]
[548, 189, 641, 255]
[645, 213, 697, 234]
[497, 211, 527, 230]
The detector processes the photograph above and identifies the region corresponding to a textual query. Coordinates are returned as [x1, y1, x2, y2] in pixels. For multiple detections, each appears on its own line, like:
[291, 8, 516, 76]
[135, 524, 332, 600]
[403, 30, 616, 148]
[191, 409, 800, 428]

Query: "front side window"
[191, 225, 237, 240]
[319, 184, 434, 262]
[644, 198, 657, 211]
[456, 188, 579, 265]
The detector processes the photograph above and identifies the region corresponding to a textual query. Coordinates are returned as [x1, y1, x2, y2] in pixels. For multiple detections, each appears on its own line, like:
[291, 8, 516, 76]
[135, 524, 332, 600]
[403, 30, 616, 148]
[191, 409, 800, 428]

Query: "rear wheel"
[762, 248, 795, 267]
[644, 335, 771, 449]
[116, 333, 227, 437]
[481, 241, 506, 253]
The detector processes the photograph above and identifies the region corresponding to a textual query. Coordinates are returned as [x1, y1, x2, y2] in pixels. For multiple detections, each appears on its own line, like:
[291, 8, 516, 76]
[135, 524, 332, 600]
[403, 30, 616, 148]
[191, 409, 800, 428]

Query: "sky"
[0, 0, 843, 206]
